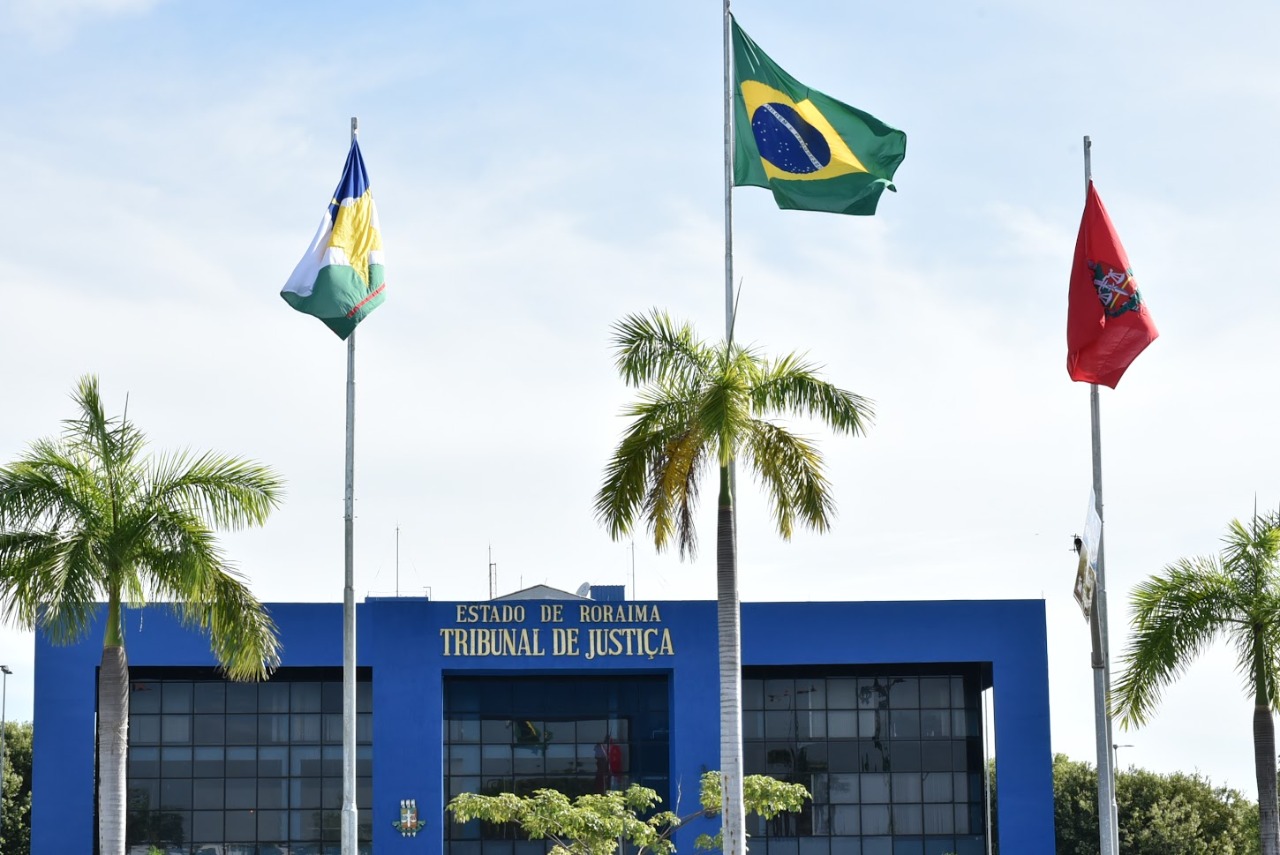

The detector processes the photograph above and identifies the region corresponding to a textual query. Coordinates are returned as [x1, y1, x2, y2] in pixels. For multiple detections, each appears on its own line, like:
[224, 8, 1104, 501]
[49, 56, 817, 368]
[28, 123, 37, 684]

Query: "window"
[443, 675, 670, 855]
[744, 667, 987, 855]
[123, 667, 372, 855]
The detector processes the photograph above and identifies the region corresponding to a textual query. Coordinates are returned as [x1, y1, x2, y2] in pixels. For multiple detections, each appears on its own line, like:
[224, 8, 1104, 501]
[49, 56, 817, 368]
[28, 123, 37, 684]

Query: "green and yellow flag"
[732, 18, 906, 215]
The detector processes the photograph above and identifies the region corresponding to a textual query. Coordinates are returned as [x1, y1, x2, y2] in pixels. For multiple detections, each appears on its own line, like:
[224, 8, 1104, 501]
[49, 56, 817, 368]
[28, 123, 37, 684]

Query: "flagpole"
[723, 0, 735, 339]
[342, 115, 359, 855]
[720, 6, 746, 855]
[1084, 134, 1120, 855]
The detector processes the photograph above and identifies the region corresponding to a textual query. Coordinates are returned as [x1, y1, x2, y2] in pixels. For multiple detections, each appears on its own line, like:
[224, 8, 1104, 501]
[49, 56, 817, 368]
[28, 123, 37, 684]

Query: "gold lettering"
[575, 602, 667, 623]
[514, 629, 544, 656]
[642, 628, 658, 658]
[573, 626, 675, 658]
[552, 627, 579, 656]
[455, 604, 529, 624]
[442, 628, 558, 657]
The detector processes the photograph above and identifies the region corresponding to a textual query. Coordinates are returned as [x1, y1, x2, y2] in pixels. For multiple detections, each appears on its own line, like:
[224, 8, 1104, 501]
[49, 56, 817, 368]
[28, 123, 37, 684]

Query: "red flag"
[1066, 182, 1158, 388]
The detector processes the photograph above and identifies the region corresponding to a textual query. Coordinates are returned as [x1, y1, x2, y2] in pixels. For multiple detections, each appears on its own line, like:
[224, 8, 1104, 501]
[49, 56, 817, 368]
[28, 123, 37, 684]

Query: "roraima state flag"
[282, 140, 386, 340]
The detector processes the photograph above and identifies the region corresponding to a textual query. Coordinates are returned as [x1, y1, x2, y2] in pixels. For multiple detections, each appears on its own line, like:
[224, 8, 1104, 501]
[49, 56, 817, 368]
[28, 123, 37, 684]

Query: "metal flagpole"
[723, 0, 735, 339]
[342, 116, 360, 855]
[1084, 134, 1120, 855]
[0, 665, 9, 843]
[720, 6, 746, 855]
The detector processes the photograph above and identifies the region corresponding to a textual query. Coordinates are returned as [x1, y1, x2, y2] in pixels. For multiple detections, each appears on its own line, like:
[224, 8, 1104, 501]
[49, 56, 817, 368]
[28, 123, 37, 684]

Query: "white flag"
[1073, 489, 1102, 620]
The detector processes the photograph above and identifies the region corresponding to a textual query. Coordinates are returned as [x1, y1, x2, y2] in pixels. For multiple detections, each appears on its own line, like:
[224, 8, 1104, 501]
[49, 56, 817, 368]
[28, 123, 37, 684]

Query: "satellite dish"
[575, 582, 592, 598]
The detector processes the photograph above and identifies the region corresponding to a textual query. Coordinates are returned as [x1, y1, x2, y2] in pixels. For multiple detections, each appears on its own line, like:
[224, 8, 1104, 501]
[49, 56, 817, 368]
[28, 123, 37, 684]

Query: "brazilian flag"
[733, 18, 906, 216]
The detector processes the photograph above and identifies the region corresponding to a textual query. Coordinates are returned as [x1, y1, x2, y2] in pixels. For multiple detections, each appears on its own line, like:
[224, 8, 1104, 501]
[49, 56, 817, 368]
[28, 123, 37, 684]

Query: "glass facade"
[443, 674, 671, 855]
[744, 667, 988, 855]
[123, 667, 373, 855]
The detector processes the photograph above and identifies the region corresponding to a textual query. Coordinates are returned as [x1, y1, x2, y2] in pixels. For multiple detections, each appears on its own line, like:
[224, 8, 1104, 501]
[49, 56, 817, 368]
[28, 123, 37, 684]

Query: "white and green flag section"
[282, 140, 386, 339]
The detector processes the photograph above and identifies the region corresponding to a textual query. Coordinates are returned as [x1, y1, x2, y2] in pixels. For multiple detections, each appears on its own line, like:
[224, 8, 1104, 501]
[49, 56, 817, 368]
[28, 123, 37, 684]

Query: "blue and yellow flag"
[733, 18, 906, 215]
[282, 140, 386, 339]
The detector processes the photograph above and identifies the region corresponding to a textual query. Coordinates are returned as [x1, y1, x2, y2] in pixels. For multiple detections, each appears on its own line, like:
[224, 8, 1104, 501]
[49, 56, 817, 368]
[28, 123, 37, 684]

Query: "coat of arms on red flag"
[1066, 182, 1158, 388]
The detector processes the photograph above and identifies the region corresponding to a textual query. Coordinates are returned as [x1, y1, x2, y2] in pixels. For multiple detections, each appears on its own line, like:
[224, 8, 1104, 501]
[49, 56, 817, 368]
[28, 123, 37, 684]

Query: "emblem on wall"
[393, 798, 427, 837]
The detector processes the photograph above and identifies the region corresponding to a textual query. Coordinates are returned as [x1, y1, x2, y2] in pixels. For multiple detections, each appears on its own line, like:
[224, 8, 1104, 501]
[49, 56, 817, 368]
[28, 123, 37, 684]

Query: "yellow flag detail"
[739, 81, 869, 183]
[329, 189, 383, 288]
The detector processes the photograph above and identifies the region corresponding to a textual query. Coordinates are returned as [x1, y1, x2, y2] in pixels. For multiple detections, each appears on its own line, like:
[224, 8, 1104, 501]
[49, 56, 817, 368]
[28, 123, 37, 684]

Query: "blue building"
[31, 589, 1054, 854]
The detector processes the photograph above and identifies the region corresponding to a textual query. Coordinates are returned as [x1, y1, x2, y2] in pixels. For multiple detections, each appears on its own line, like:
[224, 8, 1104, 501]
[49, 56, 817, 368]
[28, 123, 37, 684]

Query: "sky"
[1, 0, 1279, 804]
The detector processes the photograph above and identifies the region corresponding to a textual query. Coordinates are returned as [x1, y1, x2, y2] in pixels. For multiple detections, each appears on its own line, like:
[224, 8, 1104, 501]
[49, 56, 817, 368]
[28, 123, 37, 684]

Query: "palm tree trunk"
[98, 633, 128, 854]
[1253, 630, 1280, 855]
[1255, 693, 1280, 855]
[717, 465, 746, 855]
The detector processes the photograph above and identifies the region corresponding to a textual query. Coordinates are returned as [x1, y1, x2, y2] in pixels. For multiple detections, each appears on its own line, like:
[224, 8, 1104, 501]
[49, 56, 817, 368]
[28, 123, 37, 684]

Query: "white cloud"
[1, 0, 162, 45]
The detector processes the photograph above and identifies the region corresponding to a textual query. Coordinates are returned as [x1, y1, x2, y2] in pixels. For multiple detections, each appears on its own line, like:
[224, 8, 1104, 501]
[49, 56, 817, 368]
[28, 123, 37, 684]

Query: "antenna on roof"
[489, 545, 497, 599]
[575, 582, 592, 599]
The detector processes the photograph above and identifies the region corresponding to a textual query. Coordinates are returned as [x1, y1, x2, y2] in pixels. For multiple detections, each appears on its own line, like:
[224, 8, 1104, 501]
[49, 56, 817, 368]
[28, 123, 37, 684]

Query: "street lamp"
[0, 664, 10, 842]
[1113, 743, 1134, 771]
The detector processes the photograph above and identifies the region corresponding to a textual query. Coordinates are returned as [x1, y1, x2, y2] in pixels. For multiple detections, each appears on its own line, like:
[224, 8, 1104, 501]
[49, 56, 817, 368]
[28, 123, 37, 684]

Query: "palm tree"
[1112, 512, 1280, 855]
[595, 310, 873, 855]
[0, 376, 283, 855]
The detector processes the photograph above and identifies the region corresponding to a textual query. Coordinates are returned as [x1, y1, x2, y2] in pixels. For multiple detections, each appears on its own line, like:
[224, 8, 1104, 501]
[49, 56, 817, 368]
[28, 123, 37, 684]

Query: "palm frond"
[596, 391, 705, 556]
[0, 528, 104, 643]
[599, 310, 869, 563]
[64, 375, 147, 476]
[699, 360, 754, 469]
[135, 506, 226, 597]
[1260, 609, 1280, 711]
[147, 450, 284, 529]
[1113, 557, 1236, 727]
[1, 375, 281, 671]
[751, 354, 875, 436]
[741, 421, 834, 540]
[1230, 603, 1280, 709]
[647, 424, 709, 560]
[611, 310, 712, 389]
[1221, 517, 1280, 588]
[179, 568, 282, 681]
[0, 444, 105, 532]
[135, 510, 279, 680]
